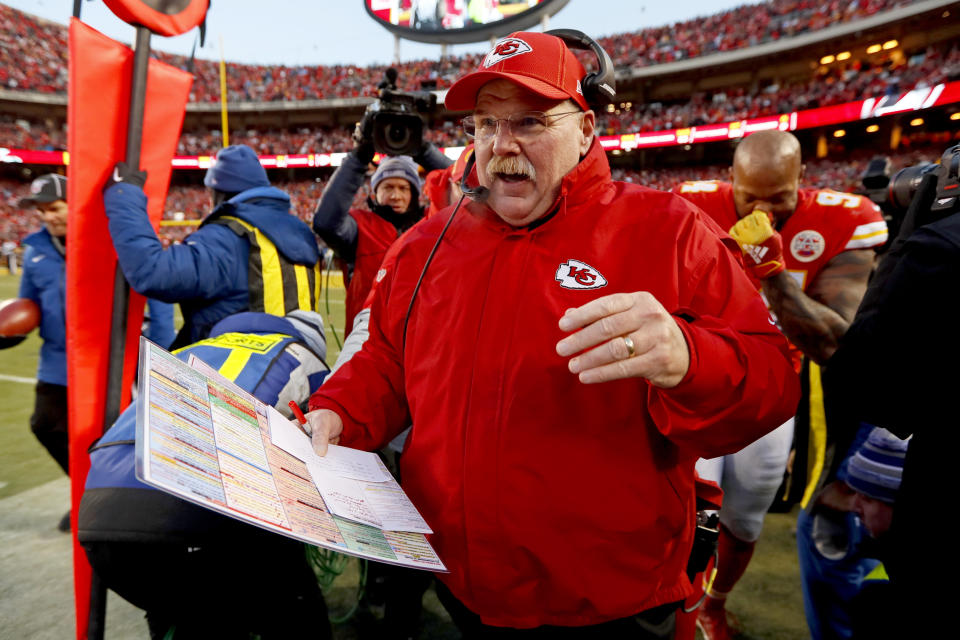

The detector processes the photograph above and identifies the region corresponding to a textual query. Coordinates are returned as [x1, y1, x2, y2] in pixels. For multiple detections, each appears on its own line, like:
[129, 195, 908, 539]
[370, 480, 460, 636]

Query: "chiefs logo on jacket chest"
[555, 259, 608, 290]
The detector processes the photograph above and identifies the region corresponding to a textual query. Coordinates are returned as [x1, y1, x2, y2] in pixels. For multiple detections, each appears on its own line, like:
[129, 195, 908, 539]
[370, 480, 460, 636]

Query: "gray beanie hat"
[846, 426, 909, 504]
[371, 155, 421, 200]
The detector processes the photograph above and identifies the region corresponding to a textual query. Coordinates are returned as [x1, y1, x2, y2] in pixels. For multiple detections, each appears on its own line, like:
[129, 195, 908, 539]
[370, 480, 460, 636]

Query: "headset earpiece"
[544, 28, 616, 107]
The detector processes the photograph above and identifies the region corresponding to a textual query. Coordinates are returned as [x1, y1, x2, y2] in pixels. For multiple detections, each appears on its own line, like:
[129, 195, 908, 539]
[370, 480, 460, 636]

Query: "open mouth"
[495, 172, 531, 183]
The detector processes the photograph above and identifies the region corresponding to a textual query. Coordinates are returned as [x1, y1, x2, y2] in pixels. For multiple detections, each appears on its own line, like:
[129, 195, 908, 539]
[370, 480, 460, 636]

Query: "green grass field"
[0, 270, 808, 639]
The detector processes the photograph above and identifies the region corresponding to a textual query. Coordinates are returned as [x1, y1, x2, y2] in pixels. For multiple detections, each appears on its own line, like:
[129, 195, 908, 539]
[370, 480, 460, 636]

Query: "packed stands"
[4, 35, 956, 158]
[596, 0, 919, 68]
[0, 1, 925, 100]
[595, 45, 960, 134]
[1, 146, 948, 247]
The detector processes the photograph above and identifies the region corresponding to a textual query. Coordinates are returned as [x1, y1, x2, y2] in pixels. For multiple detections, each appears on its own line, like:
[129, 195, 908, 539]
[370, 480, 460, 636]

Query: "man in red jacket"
[308, 31, 800, 638]
[672, 130, 887, 640]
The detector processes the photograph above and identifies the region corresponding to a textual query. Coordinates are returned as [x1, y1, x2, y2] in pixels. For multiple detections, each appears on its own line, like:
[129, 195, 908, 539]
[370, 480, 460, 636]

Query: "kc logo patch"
[789, 230, 825, 263]
[555, 259, 608, 290]
[484, 38, 532, 68]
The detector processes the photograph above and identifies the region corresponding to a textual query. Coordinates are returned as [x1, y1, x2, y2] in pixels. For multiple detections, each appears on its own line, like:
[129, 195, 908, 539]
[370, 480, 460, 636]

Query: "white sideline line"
[0, 373, 36, 384]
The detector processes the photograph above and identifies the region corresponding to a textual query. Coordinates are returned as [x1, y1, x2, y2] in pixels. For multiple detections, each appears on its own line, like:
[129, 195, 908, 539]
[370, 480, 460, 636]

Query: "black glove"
[0, 335, 26, 349]
[104, 162, 147, 191]
[350, 111, 376, 165]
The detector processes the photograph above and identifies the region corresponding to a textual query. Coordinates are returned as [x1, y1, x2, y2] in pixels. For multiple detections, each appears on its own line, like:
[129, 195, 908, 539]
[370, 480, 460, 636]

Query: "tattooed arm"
[761, 249, 875, 364]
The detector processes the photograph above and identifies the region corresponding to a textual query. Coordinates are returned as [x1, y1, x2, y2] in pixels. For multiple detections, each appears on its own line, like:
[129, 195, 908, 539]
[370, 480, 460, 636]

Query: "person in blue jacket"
[9, 174, 174, 532]
[103, 144, 322, 348]
[78, 310, 331, 640]
[15, 173, 71, 478]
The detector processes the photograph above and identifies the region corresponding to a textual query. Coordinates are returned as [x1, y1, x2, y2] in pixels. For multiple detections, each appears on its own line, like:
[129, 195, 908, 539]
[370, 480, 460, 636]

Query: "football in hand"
[0, 298, 41, 337]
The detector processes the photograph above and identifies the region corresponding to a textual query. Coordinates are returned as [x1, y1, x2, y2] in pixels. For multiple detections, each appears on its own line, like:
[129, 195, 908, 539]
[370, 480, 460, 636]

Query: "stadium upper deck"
[2, 0, 955, 105]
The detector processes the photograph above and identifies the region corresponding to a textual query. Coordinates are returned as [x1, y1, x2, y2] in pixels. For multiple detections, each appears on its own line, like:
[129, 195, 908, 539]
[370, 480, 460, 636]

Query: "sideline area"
[0, 477, 147, 639]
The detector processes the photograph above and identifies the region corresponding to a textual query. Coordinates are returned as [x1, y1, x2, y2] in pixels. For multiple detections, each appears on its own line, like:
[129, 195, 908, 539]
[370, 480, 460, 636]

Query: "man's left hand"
[556, 292, 690, 388]
[104, 162, 147, 192]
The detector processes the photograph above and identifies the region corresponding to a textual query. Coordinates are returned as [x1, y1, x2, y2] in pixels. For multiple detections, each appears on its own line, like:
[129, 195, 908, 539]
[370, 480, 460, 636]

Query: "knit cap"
[846, 427, 909, 504]
[371, 155, 422, 200]
[19, 174, 67, 206]
[204, 145, 270, 193]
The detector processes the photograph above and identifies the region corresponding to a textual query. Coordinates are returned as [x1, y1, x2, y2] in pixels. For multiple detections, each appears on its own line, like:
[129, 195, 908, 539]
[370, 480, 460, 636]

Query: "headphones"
[544, 28, 617, 107]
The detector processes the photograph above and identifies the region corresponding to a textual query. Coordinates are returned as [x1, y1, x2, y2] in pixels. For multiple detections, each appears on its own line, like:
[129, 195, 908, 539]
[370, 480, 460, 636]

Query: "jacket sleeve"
[648, 208, 802, 459]
[145, 298, 177, 349]
[414, 141, 454, 173]
[17, 247, 39, 301]
[309, 245, 411, 451]
[104, 183, 247, 302]
[312, 151, 364, 262]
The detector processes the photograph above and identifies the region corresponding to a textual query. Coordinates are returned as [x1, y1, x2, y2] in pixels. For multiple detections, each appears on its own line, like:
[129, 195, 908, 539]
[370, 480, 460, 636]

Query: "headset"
[544, 28, 617, 107]
[402, 30, 616, 347]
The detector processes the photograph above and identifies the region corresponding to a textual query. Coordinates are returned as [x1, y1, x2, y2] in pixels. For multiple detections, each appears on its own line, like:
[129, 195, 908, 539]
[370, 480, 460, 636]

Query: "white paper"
[307, 459, 432, 534]
[268, 407, 316, 461]
[362, 479, 433, 534]
[308, 465, 383, 528]
[309, 444, 392, 482]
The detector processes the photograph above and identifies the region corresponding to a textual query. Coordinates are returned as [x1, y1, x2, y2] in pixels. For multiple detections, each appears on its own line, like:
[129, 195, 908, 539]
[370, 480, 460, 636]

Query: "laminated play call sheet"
[135, 338, 446, 571]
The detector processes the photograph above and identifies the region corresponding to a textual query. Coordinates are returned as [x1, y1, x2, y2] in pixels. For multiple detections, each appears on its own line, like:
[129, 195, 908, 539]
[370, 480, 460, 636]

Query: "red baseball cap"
[444, 32, 589, 112]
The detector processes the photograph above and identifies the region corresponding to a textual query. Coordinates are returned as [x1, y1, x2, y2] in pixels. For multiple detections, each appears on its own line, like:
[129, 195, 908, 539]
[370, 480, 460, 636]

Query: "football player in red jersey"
[673, 130, 887, 640]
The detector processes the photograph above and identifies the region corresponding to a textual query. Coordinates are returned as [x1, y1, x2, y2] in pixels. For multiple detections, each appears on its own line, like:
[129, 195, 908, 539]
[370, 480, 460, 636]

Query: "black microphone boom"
[459, 152, 489, 202]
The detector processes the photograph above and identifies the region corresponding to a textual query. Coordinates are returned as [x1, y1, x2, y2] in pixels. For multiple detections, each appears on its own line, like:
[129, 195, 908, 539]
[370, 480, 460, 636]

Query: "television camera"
[359, 68, 437, 157]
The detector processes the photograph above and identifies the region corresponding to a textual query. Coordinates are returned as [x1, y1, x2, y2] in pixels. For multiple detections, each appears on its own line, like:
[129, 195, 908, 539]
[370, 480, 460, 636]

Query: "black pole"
[72, 0, 82, 19]
[87, 25, 152, 640]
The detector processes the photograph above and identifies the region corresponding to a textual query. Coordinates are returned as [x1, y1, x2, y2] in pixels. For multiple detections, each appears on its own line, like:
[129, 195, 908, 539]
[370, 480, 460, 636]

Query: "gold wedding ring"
[623, 336, 636, 358]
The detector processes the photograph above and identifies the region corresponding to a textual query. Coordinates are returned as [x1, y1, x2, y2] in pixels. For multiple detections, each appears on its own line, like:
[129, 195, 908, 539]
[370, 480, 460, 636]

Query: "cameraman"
[827, 147, 959, 638]
[312, 114, 451, 335]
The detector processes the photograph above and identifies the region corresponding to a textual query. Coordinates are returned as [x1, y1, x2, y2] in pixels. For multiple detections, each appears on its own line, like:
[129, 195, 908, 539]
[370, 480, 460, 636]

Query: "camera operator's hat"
[846, 426, 909, 504]
[445, 32, 589, 112]
[372, 155, 422, 198]
[19, 173, 67, 206]
[204, 145, 270, 193]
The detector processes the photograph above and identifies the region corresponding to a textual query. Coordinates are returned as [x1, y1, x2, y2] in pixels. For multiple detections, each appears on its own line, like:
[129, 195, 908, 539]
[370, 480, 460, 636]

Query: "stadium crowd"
[0, 144, 946, 249]
[596, 45, 960, 134]
[4, 41, 955, 157]
[0, 0, 924, 101]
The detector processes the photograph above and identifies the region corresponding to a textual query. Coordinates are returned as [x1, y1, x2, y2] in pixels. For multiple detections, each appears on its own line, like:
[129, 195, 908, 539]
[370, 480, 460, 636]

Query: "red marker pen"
[288, 401, 310, 437]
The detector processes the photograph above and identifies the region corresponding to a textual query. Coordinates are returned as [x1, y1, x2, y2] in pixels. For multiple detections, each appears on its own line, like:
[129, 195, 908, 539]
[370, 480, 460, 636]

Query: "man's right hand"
[351, 112, 376, 165]
[307, 409, 344, 456]
[728, 210, 785, 279]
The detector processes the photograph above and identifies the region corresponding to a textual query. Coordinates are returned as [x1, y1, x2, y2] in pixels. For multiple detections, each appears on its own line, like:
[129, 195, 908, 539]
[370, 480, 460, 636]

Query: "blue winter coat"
[18, 228, 66, 386]
[103, 184, 320, 344]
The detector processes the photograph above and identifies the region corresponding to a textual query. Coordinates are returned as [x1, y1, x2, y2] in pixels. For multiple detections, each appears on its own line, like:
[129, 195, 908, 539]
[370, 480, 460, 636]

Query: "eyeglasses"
[461, 110, 581, 142]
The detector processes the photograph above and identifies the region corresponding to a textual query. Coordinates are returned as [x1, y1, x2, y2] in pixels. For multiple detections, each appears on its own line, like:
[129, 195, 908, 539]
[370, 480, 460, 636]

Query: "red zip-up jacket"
[310, 141, 800, 628]
[342, 209, 401, 335]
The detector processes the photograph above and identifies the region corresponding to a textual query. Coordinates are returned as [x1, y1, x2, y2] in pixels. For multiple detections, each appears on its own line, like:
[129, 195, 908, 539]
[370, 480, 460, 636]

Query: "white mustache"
[486, 155, 536, 181]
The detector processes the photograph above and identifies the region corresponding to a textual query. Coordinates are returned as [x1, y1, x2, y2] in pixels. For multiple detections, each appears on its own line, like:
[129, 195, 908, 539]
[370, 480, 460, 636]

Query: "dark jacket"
[104, 184, 319, 344]
[828, 211, 960, 638]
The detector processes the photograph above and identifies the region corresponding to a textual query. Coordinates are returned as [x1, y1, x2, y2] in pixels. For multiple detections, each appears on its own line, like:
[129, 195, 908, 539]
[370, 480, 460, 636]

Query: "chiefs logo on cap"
[484, 38, 533, 68]
[555, 259, 607, 290]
